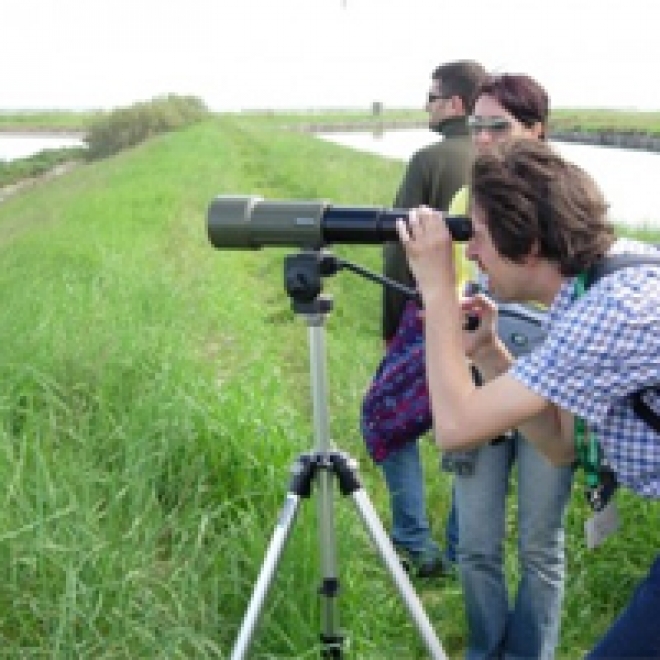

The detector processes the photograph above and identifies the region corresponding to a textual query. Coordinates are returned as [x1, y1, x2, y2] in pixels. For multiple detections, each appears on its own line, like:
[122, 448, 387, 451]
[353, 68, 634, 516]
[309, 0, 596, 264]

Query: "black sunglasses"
[427, 92, 452, 103]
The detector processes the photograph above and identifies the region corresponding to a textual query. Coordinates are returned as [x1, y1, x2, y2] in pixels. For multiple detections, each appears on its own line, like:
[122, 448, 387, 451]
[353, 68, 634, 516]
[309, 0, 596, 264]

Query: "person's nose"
[472, 129, 492, 148]
[465, 238, 478, 262]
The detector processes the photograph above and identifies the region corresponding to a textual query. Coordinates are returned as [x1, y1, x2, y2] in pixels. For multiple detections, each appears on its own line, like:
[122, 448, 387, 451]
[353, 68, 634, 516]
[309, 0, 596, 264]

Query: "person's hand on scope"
[396, 206, 457, 303]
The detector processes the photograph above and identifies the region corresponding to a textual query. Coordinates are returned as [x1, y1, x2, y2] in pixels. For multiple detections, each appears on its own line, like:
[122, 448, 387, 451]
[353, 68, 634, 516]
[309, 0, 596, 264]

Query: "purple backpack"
[361, 301, 432, 463]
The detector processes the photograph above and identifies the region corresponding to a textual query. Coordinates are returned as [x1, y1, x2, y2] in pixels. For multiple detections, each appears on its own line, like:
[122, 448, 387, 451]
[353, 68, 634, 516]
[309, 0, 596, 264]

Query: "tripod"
[230, 250, 447, 659]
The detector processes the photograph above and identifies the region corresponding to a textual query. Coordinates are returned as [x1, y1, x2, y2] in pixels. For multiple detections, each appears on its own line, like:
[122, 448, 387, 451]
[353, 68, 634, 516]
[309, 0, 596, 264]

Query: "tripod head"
[284, 250, 336, 316]
[284, 248, 420, 316]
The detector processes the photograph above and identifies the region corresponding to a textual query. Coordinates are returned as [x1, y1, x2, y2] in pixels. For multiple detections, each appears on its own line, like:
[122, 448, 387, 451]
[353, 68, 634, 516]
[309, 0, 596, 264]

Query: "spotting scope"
[207, 195, 473, 249]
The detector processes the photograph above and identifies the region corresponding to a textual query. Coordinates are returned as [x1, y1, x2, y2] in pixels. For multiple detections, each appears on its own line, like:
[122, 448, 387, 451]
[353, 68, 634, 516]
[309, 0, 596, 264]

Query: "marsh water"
[0, 133, 85, 161]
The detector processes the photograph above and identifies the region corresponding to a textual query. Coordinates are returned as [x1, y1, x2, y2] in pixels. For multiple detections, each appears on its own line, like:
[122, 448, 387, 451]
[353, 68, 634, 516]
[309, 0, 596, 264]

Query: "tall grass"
[0, 115, 658, 658]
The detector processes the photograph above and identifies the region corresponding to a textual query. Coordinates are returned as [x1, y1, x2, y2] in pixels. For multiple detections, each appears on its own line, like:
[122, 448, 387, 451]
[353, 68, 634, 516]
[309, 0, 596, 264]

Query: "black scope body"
[207, 195, 473, 249]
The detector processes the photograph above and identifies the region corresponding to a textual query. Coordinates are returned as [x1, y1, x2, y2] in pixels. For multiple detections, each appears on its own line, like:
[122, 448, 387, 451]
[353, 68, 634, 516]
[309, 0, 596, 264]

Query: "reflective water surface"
[0, 133, 85, 161]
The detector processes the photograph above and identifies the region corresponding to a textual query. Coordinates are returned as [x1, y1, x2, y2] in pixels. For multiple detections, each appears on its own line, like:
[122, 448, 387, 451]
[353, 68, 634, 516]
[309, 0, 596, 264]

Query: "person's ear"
[450, 95, 466, 116]
[524, 239, 541, 264]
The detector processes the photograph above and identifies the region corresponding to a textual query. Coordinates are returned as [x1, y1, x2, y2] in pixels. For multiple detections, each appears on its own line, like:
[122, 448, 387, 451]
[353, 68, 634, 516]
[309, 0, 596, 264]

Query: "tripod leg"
[315, 458, 344, 658]
[330, 452, 448, 660]
[230, 492, 302, 660]
[350, 488, 448, 659]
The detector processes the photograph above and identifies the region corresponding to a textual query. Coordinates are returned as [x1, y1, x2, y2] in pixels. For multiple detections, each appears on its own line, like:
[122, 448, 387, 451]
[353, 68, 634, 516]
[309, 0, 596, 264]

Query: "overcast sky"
[2, 0, 659, 112]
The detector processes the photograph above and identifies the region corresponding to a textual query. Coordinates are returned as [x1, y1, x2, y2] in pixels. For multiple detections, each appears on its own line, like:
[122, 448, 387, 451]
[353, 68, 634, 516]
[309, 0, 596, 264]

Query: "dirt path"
[0, 161, 79, 203]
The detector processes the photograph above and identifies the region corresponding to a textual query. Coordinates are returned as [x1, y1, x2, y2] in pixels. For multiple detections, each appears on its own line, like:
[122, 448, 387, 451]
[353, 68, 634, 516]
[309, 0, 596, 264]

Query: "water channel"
[317, 129, 660, 230]
[0, 133, 85, 162]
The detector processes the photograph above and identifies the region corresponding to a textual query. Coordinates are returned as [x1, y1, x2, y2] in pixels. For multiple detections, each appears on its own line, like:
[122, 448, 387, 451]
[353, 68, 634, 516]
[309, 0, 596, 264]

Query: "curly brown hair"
[471, 139, 615, 275]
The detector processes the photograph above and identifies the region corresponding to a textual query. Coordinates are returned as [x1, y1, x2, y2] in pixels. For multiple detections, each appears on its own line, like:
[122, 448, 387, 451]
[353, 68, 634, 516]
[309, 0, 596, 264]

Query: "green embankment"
[0, 114, 658, 658]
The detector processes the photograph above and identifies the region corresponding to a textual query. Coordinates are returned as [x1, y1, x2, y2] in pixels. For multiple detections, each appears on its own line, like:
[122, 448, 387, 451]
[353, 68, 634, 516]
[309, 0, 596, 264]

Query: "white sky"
[2, 0, 659, 112]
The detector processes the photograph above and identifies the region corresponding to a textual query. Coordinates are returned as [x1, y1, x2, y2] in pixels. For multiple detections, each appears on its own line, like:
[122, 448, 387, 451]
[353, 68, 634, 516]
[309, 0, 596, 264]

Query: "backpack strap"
[585, 250, 660, 287]
[585, 249, 660, 433]
[632, 392, 660, 434]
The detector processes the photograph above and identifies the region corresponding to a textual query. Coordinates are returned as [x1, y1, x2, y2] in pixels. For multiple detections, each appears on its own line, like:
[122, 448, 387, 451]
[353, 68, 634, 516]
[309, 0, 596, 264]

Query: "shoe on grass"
[395, 543, 453, 579]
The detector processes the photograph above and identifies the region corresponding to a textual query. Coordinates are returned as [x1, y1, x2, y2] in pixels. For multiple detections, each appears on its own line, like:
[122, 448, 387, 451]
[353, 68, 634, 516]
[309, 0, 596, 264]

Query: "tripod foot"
[320, 632, 344, 659]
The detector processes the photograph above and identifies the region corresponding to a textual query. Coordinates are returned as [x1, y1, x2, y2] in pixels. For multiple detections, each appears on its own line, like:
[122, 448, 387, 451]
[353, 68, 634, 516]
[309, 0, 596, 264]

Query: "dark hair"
[433, 60, 488, 114]
[471, 139, 615, 275]
[477, 74, 550, 138]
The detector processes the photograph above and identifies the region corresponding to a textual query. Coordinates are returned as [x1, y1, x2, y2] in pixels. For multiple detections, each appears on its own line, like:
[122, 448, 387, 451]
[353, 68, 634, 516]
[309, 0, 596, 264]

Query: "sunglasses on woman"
[468, 115, 513, 134]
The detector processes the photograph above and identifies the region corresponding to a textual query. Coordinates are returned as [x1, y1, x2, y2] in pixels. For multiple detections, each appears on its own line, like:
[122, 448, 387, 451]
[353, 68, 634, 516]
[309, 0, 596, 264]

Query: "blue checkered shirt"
[511, 239, 660, 498]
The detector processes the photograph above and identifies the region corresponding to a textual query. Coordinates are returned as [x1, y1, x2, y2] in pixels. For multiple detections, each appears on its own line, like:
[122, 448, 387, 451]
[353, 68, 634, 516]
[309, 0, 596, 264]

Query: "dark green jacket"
[382, 116, 475, 340]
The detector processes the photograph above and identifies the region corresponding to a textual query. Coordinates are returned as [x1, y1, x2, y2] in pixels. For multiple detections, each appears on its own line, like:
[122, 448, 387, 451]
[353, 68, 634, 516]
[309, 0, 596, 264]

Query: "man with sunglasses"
[377, 60, 487, 578]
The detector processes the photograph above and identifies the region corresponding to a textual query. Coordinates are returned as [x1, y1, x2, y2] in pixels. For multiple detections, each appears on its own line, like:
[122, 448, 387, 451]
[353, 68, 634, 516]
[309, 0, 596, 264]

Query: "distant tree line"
[85, 94, 208, 159]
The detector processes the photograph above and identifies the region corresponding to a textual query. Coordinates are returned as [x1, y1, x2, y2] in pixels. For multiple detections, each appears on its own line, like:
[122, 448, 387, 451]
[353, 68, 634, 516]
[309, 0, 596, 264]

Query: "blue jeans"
[586, 553, 660, 658]
[454, 433, 573, 660]
[445, 488, 459, 563]
[381, 439, 457, 557]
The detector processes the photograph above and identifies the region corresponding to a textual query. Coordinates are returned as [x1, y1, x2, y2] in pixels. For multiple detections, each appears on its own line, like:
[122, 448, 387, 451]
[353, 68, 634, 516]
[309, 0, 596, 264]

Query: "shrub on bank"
[84, 94, 208, 160]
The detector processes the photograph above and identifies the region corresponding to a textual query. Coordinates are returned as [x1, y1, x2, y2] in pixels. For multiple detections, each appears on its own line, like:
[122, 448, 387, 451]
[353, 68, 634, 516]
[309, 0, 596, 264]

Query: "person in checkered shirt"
[397, 137, 660, 659]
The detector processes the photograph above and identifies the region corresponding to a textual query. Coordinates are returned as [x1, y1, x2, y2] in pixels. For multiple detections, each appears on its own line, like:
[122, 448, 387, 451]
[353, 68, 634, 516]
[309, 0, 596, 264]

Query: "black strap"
[586, 249, 660, 433]
[632, 392, 660, 434]
[585, 251, 660, 287]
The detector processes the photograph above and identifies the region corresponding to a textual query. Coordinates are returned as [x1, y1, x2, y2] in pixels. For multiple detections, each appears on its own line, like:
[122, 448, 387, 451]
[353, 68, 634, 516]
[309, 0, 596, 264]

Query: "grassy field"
[0, 113, 658, 658]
